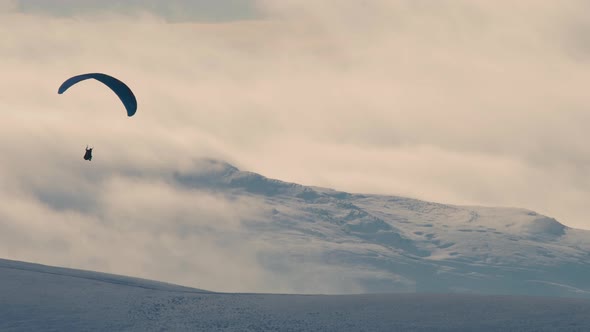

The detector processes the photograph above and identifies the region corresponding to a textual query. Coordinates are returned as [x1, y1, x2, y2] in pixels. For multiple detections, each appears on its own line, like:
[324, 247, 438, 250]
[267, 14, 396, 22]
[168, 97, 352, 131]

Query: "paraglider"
[83, 146, 93, 161]
[58, 73, 137, 161]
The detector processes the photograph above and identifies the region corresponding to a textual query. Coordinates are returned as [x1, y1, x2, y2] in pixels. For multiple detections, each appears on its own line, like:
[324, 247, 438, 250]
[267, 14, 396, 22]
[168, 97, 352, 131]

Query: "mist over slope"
[3, 157, 589, 296]
[170, 159, 590, 297]
[1, 258, 589, 332]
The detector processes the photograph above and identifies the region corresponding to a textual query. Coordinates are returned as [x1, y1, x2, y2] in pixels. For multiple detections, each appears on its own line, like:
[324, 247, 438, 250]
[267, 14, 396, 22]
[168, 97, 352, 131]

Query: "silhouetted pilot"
[84, 146, 93, 161]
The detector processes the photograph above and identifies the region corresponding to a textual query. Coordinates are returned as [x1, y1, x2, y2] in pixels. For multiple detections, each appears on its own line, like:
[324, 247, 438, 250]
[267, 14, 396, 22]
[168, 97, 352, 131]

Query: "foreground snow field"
[1, 258, 589, 331]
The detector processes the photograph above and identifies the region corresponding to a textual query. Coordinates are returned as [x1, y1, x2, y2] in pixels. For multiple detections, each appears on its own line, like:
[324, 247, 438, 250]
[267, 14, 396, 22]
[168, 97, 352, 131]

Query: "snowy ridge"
[173, 159, 590, 297]
[0, 258, 208, 293]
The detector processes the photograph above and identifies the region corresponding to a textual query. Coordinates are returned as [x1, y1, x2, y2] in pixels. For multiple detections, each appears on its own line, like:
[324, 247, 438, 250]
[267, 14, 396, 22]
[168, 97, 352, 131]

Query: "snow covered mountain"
[1, 258, 589, 331]
[2, 158, 590, 330]
[170, 159, 590, 298]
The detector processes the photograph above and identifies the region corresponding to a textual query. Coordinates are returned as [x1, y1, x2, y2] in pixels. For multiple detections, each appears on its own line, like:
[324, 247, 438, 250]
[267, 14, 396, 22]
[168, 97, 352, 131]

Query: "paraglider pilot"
[84, 146, 93, 161]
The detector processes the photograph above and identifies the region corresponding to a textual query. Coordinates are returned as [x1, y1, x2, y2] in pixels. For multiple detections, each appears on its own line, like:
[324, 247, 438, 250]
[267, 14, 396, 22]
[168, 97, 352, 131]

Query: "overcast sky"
[1, 0, 590, 292]
[15, 0, 260, 21]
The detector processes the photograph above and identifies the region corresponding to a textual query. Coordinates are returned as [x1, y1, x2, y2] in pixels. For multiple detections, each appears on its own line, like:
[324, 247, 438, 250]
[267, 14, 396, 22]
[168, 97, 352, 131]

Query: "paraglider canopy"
[58, 73, 137, 117]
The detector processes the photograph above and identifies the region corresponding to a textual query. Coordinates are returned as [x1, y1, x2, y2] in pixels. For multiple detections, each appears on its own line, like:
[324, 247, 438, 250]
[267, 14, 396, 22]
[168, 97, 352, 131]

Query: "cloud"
[1, 0, 590, 292]
[244, 0, 590, 229]
[0, 168, 360, 293]
[14, 0, 260, 22]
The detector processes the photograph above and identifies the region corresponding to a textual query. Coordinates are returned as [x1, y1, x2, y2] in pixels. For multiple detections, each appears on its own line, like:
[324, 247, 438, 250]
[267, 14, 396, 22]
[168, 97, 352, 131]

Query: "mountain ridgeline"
[173, 159, 590, 298]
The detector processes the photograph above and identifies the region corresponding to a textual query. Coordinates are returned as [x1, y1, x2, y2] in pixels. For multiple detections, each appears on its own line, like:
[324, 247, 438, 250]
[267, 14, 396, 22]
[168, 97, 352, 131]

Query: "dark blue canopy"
[58, 73, 137, 117]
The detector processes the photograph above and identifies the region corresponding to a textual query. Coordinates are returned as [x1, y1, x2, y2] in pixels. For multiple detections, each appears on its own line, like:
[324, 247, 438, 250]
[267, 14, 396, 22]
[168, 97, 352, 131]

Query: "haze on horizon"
[1, 0, 590, 293]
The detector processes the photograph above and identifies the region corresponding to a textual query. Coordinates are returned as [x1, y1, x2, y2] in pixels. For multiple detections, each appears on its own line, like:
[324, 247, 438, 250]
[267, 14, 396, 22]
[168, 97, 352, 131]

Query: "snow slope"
[171, 159, 590, 298]
[1, 258, 589, 332]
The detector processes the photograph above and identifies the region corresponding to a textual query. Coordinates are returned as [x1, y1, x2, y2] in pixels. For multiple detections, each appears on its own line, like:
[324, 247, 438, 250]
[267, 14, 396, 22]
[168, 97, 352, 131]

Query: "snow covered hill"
[2, 159, 590, 330]
[170, 159, 590, 298]
[1, 258, 589, 331]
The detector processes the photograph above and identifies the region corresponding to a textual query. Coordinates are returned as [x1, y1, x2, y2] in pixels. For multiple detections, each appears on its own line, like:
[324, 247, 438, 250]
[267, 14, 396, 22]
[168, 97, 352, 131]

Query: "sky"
[15, 0, 260, 22]
[2, 0, 590, 292]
